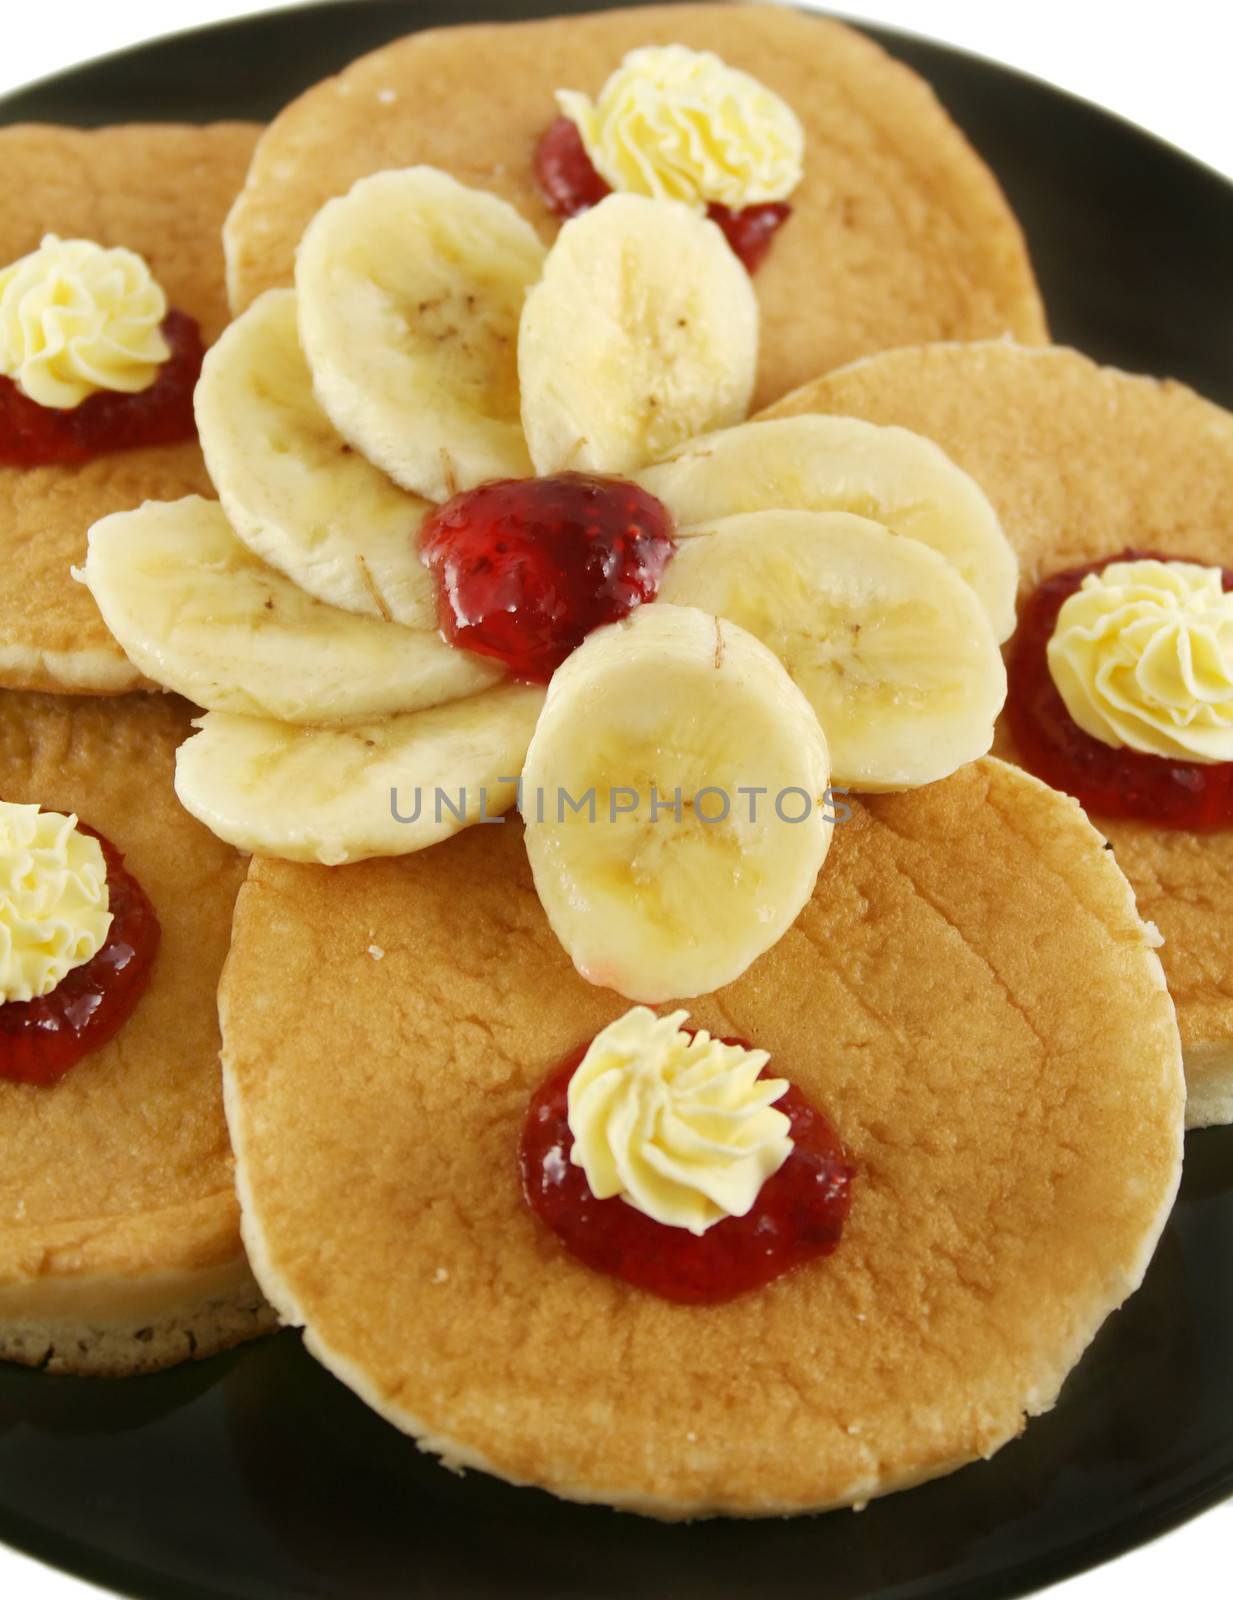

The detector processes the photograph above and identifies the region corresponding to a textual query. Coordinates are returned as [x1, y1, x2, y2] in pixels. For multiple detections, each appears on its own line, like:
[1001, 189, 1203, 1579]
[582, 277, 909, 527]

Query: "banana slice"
[638, 415, 1018, 641]
[175, 684, 546, 866]
[657, 510, 1006, 791]
[196, 288, 435, 626]
[521, 603, 831, 1004]
[296, 167, 546, 502]
[519, 193, 758, 478]
[80, 497, 501, 724]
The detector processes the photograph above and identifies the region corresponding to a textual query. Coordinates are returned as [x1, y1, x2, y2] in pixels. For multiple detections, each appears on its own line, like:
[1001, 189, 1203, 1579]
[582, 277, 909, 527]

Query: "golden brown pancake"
[766, 342, 1233, 1126]
[0, 123, 260, 695]
[0, 690, 274, 1375]
[223, 3, 1047, 411]
[221, 759, 1181, 1516]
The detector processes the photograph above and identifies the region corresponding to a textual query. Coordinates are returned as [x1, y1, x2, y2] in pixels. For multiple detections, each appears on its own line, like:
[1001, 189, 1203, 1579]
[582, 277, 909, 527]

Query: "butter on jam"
[0, 807, 160, 1086]
[1007, 550, 1233, 830]
[556, 46, 804, 212]
[521, 1008, 853, 1303]
[0, 235, 171, 409]
[537, 46, 800, 272]
[1047, 558, 1233, 763]
[0, 803, 111, 1003]
[0, 235, 203, 467]
[567, 1007, 794, 1235]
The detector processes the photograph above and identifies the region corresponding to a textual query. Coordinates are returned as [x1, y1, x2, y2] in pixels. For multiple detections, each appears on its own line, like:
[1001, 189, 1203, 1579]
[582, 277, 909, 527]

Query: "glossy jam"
[704, 200, 792, 274]
[532, 116, 792, 273]
[520, 1037, 854, 1304]
[0, 827, 161, 1086]
[533, 114, 613, 217]
[0, 310, 203, 468]
[419, 472, 676, 682]
[1007, 549, 1233, 830]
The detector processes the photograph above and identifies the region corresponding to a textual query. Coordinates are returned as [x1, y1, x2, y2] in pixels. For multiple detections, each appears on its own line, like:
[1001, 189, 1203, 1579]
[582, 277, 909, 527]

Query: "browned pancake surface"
[221, 760, 1180, 1514]
[0, 690, 270, 1373]
[224, 3, 1046, 411]
[0, 123, 260, 693]
[768, 342, 1233, 1122]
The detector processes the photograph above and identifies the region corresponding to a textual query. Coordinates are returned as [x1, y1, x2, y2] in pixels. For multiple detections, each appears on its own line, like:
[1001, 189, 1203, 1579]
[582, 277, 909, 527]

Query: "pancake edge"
[220, 759, 1185, 1516]
[0, 1250, 275, 1376]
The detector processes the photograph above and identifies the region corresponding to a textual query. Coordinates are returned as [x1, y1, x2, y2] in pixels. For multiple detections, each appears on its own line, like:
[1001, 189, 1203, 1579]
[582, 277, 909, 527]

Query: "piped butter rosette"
[556, 45, 805, 211]
[1047, 558, 1233, 763]
[566, 1006, 793, 1235]
[0, 803, 111, 1004]
[0, 235, 169, 409]
[78, 162, 1015, 999]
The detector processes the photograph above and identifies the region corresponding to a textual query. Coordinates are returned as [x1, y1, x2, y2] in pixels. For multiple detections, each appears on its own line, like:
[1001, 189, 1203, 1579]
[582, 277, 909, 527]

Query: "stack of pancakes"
[4, 2, 1224, 1520]
[0, 123, 275, 1374]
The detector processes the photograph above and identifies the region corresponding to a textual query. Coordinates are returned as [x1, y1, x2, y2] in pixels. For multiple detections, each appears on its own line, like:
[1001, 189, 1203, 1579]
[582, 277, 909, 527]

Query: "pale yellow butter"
[557, 45, 804, 211]
[0, 234, 170, 409]
[1047, 558, 1233, 762]
[567, 1006, 793, 1235]
[0, 803, 112, 1003]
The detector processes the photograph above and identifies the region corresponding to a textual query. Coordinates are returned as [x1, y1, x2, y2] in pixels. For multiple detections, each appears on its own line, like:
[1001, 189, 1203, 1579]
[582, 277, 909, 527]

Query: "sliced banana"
[175, 684, 546, 866]
[657, 510, 1006, 791]
[296, 168, 545, 502]
[638, 415, 1018, 641]
[519, 193, 758, 478]
[521, 603, 831, 1004]
[80, 497, 501, 724]
[196, 288, 435, 626]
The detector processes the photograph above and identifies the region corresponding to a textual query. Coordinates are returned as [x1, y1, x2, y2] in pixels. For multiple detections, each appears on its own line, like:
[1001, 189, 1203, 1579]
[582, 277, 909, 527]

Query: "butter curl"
[557, 45, 804, 211]
[1047, 558, 1233, 763]
[0, 803, 112, 1004]
[567, 1006, 793, 1235]
[0, 234, 169, 409]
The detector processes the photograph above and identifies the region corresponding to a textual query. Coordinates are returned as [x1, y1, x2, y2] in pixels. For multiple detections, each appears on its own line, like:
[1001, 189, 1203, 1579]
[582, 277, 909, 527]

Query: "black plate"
[2, 5, 1232, 1598]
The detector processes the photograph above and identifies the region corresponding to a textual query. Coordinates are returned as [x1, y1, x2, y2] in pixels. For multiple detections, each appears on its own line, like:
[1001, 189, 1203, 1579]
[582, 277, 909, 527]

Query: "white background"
[1, 1, 1230, 1596]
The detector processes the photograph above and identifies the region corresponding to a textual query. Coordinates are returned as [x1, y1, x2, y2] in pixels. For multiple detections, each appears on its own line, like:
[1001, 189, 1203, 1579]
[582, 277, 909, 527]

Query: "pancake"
[0, 123, 260, 695]
[0, 690, 274, 1375]
[766, 342, 1233, 1127]
[220, 758, 1182, 1516]
[222, 3, 1047, 412]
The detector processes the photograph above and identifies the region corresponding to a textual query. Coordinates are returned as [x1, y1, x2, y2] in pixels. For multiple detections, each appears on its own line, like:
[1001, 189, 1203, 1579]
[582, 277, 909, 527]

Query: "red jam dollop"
[0, 827, 161, 1086]
[0, 310, 203, 468]
[533, 114, 613, 218]
[704, 200, 793, 275]
[420, 471, 676, 683]
[520, 1036, 854, 1304]
[1007, 549, 1233, 830]
[533, 115, 792, 274]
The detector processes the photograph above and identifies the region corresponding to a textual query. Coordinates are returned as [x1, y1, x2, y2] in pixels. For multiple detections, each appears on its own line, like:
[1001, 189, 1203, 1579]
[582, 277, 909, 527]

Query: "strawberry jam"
[0, 310, 203, 468]
[533, 115, 612, 217]
[420, 472, 675, 682]
[520, 1038, 854, 1304]
[1007, 550, 1233, 830]
[704, 201, 793, 275]
[0, 827, 160, 1086]
[532, 116, 792, 273]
